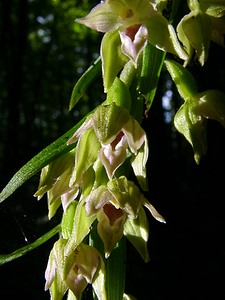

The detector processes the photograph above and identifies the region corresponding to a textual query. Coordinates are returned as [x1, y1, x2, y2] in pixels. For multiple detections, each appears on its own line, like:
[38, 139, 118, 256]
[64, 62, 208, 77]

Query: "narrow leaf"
[0, 224, 60, 265]
[0, 117, 86, 204]
[138, 42, 166, 113]
[69, 56, 102, 111]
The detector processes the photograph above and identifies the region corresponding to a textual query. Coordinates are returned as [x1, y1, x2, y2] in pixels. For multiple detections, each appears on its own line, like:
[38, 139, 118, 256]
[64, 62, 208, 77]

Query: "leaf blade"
[138, 42, 166, 113]
[0, 224, 60, 265]
[69, 56, 102, 111]
[0, 117, 86, 203]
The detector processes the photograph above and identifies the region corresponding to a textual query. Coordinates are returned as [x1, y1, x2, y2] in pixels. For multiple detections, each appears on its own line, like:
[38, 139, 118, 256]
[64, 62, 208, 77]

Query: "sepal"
[192, 89, 225, 127]
[124, 206, 150, 262]
[101, 31, 128, 92]
[69, 127, 100, 187]
[105, 77, 131, 111]
[177, 11, 211, 66]
[199, 0, 225, 18]
[146, 14, 188, 60]
[164, 59, 198, 100]
[165, 59, 225, 163]
[174, 100, 208, 164]
[97, 203, 126, 257]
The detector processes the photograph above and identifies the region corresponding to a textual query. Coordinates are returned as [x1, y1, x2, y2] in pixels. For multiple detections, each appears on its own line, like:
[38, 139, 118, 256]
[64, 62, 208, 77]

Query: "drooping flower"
[76, 0, 155, 34]
[68, 102, 148, 189]
[76, 0, 188, 88]
[165, 59, 225, 163]
[34, 149, 79, 219]
[177, 0, 225, 66]
[81, 176, 165, 257]
[97, 202, 126, 257]
[45, 239, 106, 300]
[119, 24, 148, 67]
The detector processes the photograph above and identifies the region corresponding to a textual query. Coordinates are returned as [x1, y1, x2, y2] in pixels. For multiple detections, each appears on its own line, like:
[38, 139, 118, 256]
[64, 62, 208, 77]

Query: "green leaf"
[69, 56, 102, 111]
[52, 238, 68, 281]
[92, 254, 107, 300]
[0, 117, 86, 204]
[153, 0, 181, 23]
[138, 42, 166, 112]
[169, 0, 182, 22]
[0, 224, 60, 265]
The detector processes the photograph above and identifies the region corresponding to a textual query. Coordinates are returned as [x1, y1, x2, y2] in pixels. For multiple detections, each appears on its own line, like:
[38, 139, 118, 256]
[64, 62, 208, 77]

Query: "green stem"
[90, 222, 126, 300]
[105, 237, 126, 300]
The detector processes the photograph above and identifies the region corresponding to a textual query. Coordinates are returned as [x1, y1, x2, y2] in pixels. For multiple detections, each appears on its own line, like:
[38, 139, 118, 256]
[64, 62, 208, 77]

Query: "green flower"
[68, 103, 148, 189]
[97, 202, 126, 257]
[82, 176, 165, 257]
[199, 0, 225, 18]
[45, 240, 106, 300]
[177, 0, 225, 66]
[119, 24, 148, 67]
[34, 150, 79, 219]
[165, 59, 225, 163]
[76, 0, 154, 33]
[76, 0, 187, 71]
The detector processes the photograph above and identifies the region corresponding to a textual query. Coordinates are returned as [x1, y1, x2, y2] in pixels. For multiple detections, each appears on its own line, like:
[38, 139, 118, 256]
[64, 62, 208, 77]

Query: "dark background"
[0, 1, 225, 299]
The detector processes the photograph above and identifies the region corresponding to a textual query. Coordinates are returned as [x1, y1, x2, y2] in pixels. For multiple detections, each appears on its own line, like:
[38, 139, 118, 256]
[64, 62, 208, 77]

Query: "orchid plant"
[0, 0, 225, 299]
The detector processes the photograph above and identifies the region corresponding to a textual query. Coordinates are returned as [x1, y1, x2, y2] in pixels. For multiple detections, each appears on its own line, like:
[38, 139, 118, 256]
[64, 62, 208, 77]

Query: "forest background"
[0, 0, 225, 299]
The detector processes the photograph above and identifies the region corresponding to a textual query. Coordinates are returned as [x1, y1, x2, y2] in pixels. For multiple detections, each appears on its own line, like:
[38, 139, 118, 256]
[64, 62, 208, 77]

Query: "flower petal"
[67, 117, 93, 144]
[122, 118, 146, 154]
[97, 203, 126, 257]
[131, 136, 149, 191]
[193, 90, 225, 127]
[76, 2, 122, 32]
[70, 127, 100, 186]
[84, 185, 113, 216]
[146, 14, 188, 60]
[99, 137, 127, 179]
[143, 200, 166, 223]
[119, 24, 148, 66]
[124, 206, 150, 262]
[107, 176, 142, 218]
[93, 103, 130, 144]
